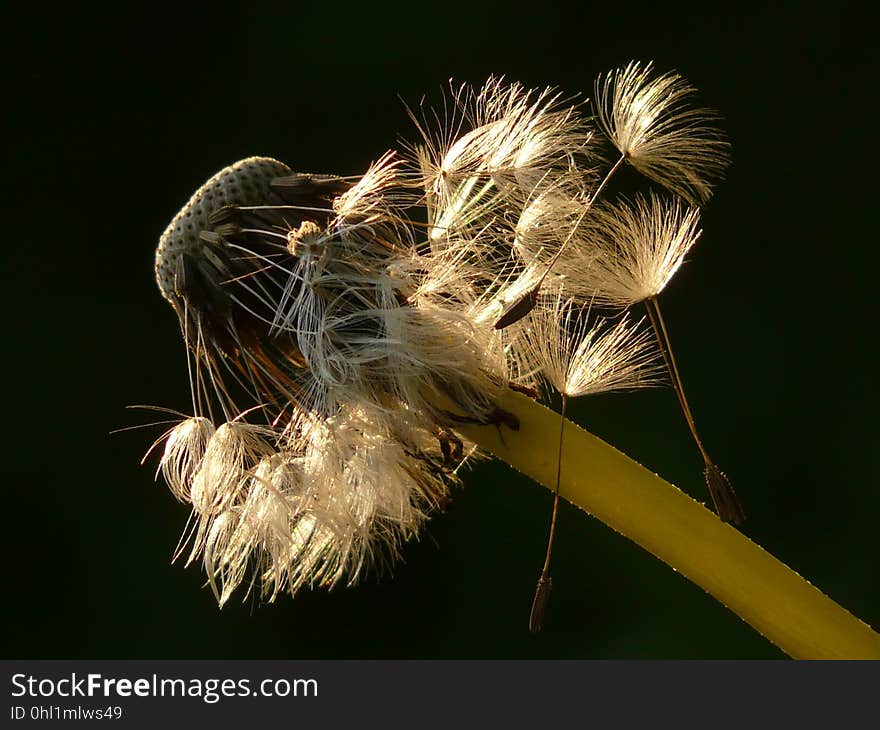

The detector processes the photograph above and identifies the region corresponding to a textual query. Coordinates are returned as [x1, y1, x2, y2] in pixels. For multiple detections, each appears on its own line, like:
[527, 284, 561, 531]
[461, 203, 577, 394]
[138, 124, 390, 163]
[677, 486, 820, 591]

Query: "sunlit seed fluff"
[562, 193, 702, 307]
[159, 417, 215, 502]
[409, 77, 593, 245]
[595, 61, 729, 204]
[520, 287, 660, 398]
[189, 405, 457, 606]
[203, 452, 330, 605]
[266, 152, 508, 427]
[282, 404, 448, 586]
[184, 422, 277, 568]
[513, 187, 587, 267]
[190, 422, 276, 515]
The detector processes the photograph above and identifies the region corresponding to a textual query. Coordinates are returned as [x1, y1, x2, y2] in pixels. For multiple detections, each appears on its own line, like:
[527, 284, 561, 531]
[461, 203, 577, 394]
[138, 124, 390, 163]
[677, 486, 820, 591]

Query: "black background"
[3, 3, 876, 659]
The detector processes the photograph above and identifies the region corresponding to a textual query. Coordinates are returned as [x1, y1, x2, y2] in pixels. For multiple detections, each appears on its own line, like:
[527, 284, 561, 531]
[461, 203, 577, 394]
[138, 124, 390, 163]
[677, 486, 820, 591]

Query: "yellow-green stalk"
[458, 389, 880, 659]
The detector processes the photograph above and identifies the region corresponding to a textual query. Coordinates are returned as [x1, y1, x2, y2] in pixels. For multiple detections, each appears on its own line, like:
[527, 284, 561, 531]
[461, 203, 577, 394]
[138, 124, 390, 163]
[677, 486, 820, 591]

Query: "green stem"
[457, 389, 880, 659]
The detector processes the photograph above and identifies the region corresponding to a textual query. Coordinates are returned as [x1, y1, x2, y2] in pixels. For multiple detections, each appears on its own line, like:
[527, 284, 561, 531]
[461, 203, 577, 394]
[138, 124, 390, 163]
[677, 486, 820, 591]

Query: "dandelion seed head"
[147, 65, 727, 605]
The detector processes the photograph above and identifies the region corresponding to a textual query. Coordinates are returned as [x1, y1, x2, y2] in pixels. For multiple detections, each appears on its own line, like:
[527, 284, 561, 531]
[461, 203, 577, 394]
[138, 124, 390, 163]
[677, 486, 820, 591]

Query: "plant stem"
[457, 389, 880, 659]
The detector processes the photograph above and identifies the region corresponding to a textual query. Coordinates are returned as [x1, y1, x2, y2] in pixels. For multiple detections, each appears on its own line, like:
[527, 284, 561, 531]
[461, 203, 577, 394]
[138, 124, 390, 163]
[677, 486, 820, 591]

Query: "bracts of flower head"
[150, 63, 735, 606]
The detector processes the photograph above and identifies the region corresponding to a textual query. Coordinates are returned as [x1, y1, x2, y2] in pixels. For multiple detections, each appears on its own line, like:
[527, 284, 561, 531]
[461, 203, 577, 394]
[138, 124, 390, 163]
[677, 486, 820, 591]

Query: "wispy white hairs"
[563, 192, 703, 307]
[520, 287, 660, 398]
[595, 61, 730, 204]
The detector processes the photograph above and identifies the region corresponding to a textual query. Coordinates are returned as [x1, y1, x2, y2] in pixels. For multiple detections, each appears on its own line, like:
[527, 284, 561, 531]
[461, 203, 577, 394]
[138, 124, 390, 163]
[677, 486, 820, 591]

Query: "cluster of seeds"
[149, 61, 734, 606]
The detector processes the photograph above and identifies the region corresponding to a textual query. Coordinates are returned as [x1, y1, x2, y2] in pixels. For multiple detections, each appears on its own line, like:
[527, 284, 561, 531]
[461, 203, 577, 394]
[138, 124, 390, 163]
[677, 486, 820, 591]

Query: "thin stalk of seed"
[495, 154, 627, 330]
[529, 393, 568, 633]
[643, 295, 745, 524]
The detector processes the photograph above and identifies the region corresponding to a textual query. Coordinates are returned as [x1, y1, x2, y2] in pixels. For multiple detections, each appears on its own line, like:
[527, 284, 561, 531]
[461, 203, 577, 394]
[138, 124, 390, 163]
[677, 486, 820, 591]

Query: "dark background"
[3, 3, 876, 659]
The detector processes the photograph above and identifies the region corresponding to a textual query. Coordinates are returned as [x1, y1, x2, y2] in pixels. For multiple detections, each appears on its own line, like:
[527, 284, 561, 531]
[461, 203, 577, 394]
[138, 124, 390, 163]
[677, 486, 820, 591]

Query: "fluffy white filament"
[562, 193, 703, 307]
[595, 61, 730, 204]
[519, 288, 660, 398]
